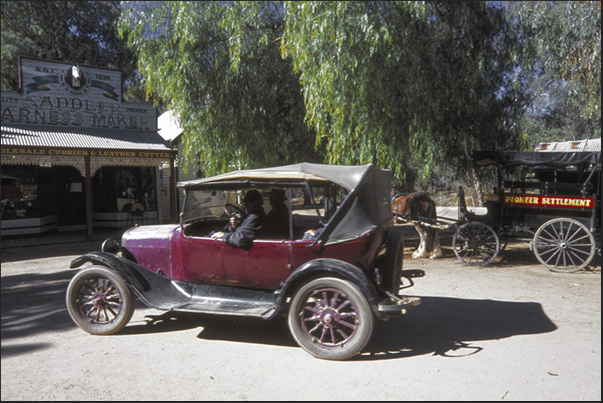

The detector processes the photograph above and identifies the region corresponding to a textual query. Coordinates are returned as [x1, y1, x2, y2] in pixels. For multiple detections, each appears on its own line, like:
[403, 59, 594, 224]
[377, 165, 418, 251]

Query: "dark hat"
[269, 189, 286, 198]
[243, 189, 263, 203]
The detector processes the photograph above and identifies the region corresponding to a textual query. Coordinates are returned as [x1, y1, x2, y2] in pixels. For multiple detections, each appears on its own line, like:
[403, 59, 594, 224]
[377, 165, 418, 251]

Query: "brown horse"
[392, 193, 443, 259]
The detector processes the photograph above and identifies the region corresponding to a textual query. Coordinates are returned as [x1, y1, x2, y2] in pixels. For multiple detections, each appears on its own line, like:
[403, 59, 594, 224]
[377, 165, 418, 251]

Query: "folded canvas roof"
[179, 163, 380, 191]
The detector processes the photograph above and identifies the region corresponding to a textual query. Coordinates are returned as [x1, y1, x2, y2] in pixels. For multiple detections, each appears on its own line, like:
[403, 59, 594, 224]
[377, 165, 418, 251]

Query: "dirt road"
[1, 235, 600, 400]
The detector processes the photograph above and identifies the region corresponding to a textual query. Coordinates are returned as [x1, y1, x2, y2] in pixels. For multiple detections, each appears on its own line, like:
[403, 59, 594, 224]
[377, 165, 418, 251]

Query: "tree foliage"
[281, 2, 428, 186]
[281, 1, 521, 191]
[118, 1, 320, 175]
[115, 1, 599, 194]
[510, 1, 600, 121]
[504, 1, 601, 149]
[1, 1, 137, 96]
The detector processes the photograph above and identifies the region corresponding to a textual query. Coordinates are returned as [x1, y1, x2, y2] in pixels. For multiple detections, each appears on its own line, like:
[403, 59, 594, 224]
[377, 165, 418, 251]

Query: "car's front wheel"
[288, 277, 373, 360]
[66, 266, 135, 335]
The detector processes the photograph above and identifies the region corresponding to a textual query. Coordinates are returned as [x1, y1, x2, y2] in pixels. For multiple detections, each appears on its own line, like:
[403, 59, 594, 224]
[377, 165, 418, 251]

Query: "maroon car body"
[66, 163, 422, 360]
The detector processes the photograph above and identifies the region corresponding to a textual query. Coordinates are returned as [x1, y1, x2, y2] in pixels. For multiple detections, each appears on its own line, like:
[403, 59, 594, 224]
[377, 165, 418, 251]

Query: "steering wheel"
[223, 203, 245, 218]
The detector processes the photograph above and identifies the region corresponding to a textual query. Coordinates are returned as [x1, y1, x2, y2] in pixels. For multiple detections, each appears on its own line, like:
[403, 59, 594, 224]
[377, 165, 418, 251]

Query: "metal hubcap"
[78, 278, 123, 325]
[300, 288, 358, 347]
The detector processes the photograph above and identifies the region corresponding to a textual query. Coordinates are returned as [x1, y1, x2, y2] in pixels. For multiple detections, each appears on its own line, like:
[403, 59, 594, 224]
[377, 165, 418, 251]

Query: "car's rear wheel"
[288, 277, 373, 360]
[66, 266, 135, 335]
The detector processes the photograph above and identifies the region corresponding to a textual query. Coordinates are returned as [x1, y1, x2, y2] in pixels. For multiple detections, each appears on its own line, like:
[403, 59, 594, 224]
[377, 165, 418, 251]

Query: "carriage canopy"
[473, 150, 600, 169]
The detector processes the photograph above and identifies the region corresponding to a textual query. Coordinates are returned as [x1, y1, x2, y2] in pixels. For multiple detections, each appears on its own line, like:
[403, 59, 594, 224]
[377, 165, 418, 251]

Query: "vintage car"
[66, 163, 422, 360]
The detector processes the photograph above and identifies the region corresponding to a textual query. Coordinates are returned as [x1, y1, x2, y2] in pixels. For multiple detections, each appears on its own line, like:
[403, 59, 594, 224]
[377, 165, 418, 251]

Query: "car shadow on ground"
[1, 268, 558, 361]
[360, 296, 557, 361]
[120, 311, 297, 347]
[119, 296, 557, 361]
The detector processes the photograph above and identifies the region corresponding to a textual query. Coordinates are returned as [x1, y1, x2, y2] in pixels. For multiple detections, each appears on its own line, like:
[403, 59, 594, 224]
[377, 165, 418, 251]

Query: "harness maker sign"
[1, 57, 156, 131]
[504, 194, 595, 209]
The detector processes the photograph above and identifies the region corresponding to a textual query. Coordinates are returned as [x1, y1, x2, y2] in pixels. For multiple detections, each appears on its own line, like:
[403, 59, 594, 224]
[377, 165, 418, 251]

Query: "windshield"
[181, 185, 350, 240]
[182, 190, 233, 223]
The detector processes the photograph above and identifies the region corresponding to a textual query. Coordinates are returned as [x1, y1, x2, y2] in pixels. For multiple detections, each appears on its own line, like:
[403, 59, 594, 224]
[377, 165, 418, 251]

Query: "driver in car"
[210, 189, 266, 251]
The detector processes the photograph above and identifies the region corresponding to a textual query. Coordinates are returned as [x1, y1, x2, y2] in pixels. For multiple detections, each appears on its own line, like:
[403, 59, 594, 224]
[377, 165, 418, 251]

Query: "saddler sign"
[2, 58, 150, 129]
[1, 57, 177, 239]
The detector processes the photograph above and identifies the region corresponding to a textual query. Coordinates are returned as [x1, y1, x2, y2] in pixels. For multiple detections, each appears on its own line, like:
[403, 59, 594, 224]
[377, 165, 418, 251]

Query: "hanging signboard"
[0, 57, 156, 131]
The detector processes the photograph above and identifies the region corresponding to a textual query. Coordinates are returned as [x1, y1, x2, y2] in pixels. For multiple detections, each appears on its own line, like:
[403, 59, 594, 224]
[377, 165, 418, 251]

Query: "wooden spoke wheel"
[533, 218, 596, 273]
[453, 222, 500, 266]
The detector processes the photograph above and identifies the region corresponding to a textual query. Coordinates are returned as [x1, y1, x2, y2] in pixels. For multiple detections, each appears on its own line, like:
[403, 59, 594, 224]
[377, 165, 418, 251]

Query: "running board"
[130, 267, 277, 317]
[177, 289, 276, 317]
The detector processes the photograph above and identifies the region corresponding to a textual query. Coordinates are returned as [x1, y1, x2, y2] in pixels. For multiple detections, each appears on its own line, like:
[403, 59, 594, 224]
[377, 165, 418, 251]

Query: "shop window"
[93, 167, 157, 213]
[1, 165, 54, 220]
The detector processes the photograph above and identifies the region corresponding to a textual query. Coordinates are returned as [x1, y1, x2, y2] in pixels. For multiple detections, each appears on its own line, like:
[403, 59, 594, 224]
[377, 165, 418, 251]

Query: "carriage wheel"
[533, 218, 596, 273]
[453, 222, 500, 266]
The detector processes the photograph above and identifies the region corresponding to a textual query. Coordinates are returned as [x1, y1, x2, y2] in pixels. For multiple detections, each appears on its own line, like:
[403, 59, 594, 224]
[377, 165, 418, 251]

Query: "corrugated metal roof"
[536, 138, 600, 152]
[1, 124, 172, 151]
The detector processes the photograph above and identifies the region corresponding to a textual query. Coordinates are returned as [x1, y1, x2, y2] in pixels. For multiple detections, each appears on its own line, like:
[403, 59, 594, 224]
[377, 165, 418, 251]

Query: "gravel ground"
[1, 233, 600, 401]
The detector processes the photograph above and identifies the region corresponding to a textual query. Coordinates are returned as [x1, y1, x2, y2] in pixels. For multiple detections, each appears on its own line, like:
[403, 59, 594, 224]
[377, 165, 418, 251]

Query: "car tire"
[288, 277, 374, 360]
[66, 266, 135, 335]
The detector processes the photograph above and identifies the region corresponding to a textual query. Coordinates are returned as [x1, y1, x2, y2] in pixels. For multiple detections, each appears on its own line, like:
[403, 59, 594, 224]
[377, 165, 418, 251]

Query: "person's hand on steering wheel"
[220, 203, 245, 232]
[223, 203, 245, 218]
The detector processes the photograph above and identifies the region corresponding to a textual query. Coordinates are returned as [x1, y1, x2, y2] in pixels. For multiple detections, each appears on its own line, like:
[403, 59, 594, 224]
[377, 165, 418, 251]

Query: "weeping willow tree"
[119, 1, 320, 176]
[507, 1, 601, 144]
[119, 1, 597, 201]
[281, 1, 522, 196]
[119, 1, 521, 190]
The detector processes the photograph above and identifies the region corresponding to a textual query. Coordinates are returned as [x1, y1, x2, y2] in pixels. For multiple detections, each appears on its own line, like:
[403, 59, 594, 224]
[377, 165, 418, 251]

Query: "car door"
[180, 235, 227, 283]
[221, 239, 291, 289]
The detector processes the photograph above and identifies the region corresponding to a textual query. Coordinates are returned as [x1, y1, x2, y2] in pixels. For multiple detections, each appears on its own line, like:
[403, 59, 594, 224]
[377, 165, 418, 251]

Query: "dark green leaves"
[119, 1, 319, 176]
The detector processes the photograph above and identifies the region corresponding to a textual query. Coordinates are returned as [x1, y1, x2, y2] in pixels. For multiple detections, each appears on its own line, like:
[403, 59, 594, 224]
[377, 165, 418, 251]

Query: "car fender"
[270, 258, 385, 319]
[374, 226, 404, 294]
[70, 251, 151, 292]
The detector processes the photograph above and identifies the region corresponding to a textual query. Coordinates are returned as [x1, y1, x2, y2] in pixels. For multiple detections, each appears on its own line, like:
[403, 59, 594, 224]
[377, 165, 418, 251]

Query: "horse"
[391, 193, 444, 259]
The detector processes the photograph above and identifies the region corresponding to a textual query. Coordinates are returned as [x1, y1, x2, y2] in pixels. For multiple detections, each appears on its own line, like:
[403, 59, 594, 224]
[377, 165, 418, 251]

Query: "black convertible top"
[473, 151, 601, 168]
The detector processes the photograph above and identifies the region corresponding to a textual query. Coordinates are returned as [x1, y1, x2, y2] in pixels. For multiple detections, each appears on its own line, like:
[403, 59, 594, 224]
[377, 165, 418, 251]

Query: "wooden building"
[1, 57, 177, 239]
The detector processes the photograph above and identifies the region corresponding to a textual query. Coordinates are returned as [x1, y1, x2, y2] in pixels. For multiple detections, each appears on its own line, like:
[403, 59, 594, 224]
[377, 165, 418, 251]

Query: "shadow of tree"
[1, 271, 75, 340]
[1, 343, 52, 359]
[1, 269, 78, 358]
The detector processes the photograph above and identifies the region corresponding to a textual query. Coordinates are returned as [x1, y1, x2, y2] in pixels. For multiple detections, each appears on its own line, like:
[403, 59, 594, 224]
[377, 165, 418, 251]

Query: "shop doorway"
[54, 166, 86, 229]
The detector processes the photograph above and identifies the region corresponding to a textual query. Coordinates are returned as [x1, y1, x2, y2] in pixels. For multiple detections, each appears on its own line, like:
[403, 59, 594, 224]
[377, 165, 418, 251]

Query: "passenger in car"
[210, 189, 266, 250]
[264, 189, 289, 239]
[302, 227, 324, 240]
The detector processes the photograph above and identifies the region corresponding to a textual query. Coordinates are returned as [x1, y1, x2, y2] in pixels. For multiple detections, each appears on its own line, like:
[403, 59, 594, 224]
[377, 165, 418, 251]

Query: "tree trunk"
[471, 164, 484, 207]
[462, 139, 484, 208]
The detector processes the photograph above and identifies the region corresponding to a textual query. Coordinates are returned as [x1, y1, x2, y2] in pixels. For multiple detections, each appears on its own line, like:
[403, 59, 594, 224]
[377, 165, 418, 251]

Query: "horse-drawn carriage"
[394, 139, 601, 273]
